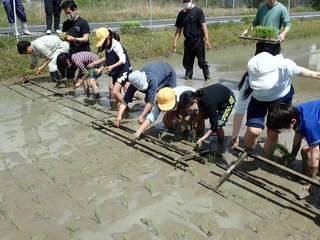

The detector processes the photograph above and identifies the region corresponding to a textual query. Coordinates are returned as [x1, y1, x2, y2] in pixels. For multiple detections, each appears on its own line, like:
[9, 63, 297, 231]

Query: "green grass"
[1, 18, 320, 80]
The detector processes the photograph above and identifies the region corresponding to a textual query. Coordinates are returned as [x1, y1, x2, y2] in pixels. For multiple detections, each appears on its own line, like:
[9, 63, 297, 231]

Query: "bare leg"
[216, 126, 225, 143]
[244, 126, 262, 152]
[83, 80, 90, 97]
[263, 129, 280, 157]
[90, 78, 99, 95]
[112, 82, 124, 104]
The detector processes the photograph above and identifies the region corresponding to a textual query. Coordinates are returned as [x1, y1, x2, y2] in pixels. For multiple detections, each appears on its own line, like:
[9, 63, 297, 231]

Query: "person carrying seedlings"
[172, 0, 211, 81]
[134, 86, 205, 138]
[113, 62, 177, 128]
[267, 101, 320, 190]
[61, 0, 90, 83]
[56, 52, 102, 100]
[178, 84, 236, 148]
[235, 52, 320, 156]
[242, 0, 291, 56]
[17, 35, 69, 84]
[89, 27, 132, 108]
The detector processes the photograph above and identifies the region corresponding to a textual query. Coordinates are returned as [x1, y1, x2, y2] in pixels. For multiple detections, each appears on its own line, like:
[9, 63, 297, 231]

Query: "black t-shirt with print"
[62, 17, 91, 54]
[175, 6, 205, 40]
[198, 84, 231, 131]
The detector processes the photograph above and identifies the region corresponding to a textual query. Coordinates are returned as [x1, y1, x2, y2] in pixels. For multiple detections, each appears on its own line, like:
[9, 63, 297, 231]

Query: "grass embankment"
[1, 18, 320, 80]
[0, 1, 313, 27]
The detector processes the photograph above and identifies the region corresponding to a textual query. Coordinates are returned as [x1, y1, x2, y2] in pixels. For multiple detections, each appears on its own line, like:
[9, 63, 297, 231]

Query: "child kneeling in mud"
[178, 84, 235, 148]
[267, 100, 320, 190]
[57, 51, 102, 99]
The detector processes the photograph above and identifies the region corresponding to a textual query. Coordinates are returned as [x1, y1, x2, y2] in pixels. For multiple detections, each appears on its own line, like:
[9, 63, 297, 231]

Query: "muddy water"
[1, 37, 320, 240]
[134, 36, 320, 102]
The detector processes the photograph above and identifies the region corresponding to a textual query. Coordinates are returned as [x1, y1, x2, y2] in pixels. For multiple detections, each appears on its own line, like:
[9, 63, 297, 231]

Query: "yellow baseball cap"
[96, 27, 109, 47]
[157, 87, 176, 111]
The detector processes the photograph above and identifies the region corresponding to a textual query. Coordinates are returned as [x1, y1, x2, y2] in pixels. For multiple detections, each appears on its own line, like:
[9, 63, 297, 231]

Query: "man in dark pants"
[61, 0, 90, 83]
[44, 0, 62, 35]
[172, 0, 211, 81]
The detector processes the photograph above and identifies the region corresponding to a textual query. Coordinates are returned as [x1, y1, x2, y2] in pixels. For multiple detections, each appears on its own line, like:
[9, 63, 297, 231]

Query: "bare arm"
[201, 23, 211, 49]
[230, 113, 245, 149]
[37, 58, 52, 74]
[298, 67, 320, 79]
[67, 33, 89, 43]
[172, 28, 182, 51]
[113, 100, 128, 127]
[135, 119, 151, 138]
[138, 102, 154, 124]
[278, 27, 290, 42]
[291, 132, 303, 157]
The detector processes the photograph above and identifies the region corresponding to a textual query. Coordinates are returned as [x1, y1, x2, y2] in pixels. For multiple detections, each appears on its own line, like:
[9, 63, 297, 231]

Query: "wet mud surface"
[1, 38, 320, 240]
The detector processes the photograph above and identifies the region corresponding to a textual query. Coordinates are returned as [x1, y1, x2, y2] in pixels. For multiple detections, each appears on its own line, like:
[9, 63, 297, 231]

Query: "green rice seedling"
[168, 171, 183, 186]
[114, 168, 131, 181]
[74, 162, 87, 174]
[206, 154, 216, 165]
[59, 33, 69, 41]
[187, 162, 196, 176]
[269, 143, 293, 166]
[59, 177, 71, 193]
[269, 207, 285, 219]
[1, 154, 11, 171]
[31, 235, 43, 240]
[304, 218, 316, 235]
[94, 204, 102, 224]
[144, 181, 154, 196]
[140, 218, 160, 236]
[248, 219, 260, 233]
[18, 179, 39, 194]
[209, 202, 229, 217]
[199, 215, 214, 237]
[253, 26, 278, 39]
[123, 235, 129, 240]
[35, 205, 50, 219]
[25, 68, 36, 75]
[67, 219, 79, 239]
[9, 213, 21, 232]
[174, 202, 188, 221]
[173, 228, 193, 240]
[120, 192, 129, 209]
[87, 192, 97, 204]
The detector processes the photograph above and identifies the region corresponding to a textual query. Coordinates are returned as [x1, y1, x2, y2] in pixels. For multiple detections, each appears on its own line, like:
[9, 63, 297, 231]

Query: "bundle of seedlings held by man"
[269, 143, 294, 167]
[249, 26, 278, 40]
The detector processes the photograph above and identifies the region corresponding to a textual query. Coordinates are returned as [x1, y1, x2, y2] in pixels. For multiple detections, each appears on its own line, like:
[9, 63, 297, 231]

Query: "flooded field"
[1, 37, 320, 240]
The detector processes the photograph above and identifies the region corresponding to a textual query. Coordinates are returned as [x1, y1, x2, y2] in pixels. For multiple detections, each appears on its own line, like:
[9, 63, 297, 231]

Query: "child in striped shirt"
[57, 51, 102, 99]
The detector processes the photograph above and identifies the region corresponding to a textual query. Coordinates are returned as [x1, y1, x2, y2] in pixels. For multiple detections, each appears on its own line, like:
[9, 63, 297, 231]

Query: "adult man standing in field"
[172, 0, 211, 81]
[61, 0, 90, 82]
[242, 0, 291, 55]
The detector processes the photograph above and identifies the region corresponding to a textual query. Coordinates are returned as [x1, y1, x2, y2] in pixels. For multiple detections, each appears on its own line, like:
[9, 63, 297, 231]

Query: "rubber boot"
[10, 23, 20, 36]
[50, 71, 60, 83]
[21, 22, 32, 35]
[185, 68, 193, 80]
[202, 67, 210, 81]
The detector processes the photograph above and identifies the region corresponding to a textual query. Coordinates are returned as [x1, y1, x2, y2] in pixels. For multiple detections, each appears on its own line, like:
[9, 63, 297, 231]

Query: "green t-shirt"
[253, 2, 291, 34]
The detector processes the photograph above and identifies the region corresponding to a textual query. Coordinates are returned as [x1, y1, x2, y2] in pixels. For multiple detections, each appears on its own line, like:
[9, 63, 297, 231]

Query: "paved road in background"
[1, 11, 320, 36]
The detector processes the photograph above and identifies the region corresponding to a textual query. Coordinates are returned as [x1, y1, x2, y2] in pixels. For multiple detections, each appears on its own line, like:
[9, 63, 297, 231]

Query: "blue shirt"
[296, 100, 320, 146]
[123, 62, 177, 104]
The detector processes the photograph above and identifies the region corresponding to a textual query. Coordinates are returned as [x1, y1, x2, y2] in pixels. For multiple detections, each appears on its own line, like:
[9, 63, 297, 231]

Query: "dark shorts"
[88, 64, 102, 80]
[112, 70, 131, 86]
[246, 85, 294, 130]
[217, 90, 236, 127]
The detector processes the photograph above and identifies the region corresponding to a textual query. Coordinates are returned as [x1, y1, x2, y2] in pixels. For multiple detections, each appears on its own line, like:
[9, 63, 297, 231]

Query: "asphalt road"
[1, 11, 320, 36]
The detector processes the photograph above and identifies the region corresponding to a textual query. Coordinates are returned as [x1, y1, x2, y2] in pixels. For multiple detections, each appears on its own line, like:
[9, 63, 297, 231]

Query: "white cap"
[248, 52, 280, 90]
[128, 70, 148, 91]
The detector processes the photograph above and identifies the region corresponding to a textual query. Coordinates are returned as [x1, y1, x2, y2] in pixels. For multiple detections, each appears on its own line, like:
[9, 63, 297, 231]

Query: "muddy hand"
[196, 139, 203, 151]
[21, 75, 29, 84]
[229, 137, 239, 149]
[113, 118, 121, 127]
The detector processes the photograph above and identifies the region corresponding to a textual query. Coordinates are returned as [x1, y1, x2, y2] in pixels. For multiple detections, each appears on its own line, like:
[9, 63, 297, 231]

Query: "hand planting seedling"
[269, 143, 293, 166]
